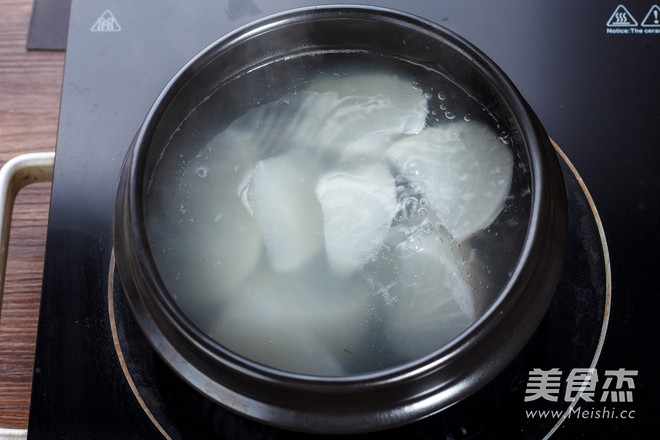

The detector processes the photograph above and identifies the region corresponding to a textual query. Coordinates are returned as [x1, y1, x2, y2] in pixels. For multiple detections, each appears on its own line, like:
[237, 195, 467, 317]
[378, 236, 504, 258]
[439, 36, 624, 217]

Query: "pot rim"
[115, 4, 567, 433]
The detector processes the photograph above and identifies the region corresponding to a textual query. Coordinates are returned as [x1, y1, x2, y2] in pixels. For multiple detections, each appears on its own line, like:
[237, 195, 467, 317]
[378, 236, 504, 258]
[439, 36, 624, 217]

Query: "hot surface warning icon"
[641, 5, 660, 27]
[91, 10, 122, 32]
[606, 5, 638, 27]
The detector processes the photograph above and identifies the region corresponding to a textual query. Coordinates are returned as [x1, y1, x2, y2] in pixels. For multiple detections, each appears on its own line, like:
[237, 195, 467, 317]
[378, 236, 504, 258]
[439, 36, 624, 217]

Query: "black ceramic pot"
[114, 5, 567, 434]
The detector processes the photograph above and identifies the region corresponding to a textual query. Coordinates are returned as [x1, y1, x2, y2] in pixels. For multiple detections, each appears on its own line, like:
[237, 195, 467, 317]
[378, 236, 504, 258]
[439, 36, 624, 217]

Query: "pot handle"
[0, 152, 54, 440]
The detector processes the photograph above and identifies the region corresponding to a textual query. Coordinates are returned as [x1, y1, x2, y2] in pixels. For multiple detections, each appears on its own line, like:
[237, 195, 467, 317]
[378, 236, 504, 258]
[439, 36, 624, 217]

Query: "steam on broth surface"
[145, 54, 529, 376]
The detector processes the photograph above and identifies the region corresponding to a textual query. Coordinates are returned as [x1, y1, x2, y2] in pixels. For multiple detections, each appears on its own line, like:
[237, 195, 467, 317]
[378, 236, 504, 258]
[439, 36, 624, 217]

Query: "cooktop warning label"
[607, 4, 660, 34]
[641, 5, 660, 26]
[607, 5, 638, 27]
[91, 10, 122, 32]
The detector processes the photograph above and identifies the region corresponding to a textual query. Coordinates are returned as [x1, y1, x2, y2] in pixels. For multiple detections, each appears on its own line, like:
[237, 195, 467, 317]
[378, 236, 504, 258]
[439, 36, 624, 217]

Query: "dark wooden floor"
[0, 0, 64, 429]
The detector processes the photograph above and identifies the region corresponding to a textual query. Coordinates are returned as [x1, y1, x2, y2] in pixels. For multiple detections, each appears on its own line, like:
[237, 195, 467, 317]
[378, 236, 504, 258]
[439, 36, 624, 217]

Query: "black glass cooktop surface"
[28, 0, 660, 438]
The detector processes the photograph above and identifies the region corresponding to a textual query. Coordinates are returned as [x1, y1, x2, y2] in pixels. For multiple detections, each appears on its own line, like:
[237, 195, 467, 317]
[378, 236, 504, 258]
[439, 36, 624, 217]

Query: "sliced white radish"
[386, 121, 513, 242]
[146, 129, 263, 322]
[381, 232, 475, 360]
[210, 267, 369, 376]
[214, 71, 428, 167]
[315, 163, 398, 277]
[309, 71, 428, 137]
[247, 153, 323, 272]
[304, 72, 428, 162]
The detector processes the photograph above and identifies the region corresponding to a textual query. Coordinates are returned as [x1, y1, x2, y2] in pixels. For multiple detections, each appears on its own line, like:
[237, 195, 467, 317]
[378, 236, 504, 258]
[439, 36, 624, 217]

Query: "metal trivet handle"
[0, 429, 28, 440]
[0, 152, 55, 440]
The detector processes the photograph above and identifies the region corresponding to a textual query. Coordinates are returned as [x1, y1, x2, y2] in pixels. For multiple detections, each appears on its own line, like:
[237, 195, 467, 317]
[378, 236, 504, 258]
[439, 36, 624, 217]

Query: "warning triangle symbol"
[91, 10, 122, 32]
[606, 5, 638, 27]
[641, 5, 660, 27]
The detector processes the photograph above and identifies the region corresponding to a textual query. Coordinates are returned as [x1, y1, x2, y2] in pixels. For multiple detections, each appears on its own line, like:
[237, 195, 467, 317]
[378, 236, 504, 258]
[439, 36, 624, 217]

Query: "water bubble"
[412, 184, 425, 194]
[196, 167, 208, 178]
[406, 160, 421, 176]
[406, 236, 423, 253]
[437, 91, 446, 101]
[421, 220, 433, 233]
[423, 91, 433, 100]
[439, 103, 448, 111]
[418, 207, 428, 217]
[394, 208, 406, 223]
[445, 111, 456, 120]
[403, 197, 418, 217]
[464, 113, 472, 122]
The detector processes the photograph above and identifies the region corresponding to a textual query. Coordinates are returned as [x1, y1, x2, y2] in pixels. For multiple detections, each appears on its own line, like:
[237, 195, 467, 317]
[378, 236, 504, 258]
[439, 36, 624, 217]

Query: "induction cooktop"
[27, 1, 660, 438]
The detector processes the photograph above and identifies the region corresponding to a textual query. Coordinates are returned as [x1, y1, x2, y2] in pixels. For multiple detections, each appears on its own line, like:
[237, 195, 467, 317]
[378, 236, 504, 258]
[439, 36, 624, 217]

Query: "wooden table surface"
[0, 0, 64, 429]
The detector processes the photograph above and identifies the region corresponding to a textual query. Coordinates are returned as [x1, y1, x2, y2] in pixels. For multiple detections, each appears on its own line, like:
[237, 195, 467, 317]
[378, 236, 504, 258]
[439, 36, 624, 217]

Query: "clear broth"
[145, 53, 531, 376]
